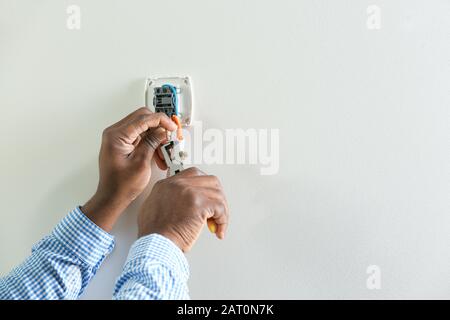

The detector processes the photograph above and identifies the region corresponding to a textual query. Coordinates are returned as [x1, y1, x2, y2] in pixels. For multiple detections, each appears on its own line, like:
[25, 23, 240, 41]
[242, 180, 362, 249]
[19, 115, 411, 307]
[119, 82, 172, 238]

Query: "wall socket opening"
[145, 76, 194, 127]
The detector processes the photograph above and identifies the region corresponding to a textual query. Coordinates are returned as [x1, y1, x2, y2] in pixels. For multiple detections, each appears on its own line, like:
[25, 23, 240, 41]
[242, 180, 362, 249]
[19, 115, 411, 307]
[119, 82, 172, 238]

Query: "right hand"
[82, 107, 176, 232]
[138, 167, 229, 252]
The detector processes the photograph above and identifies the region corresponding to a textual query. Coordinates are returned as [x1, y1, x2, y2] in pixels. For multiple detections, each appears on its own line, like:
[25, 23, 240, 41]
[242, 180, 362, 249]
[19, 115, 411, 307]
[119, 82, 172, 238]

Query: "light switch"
[145, 76, 194, 127]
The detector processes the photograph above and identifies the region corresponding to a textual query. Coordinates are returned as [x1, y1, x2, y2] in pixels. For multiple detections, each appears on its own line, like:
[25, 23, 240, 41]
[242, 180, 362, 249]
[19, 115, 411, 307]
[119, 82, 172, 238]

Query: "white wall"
[0, 0, 449, 299]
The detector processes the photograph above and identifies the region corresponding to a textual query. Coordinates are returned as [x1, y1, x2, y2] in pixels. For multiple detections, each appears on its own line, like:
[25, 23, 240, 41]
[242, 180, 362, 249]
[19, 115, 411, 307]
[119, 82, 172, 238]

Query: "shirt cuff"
[52, 207, 115, 267]
[126, 234, 190, 282]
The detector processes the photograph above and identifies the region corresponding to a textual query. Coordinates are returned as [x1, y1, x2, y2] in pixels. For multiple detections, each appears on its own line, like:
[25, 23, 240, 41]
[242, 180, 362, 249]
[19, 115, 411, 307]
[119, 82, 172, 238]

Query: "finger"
[212, 191, 229, 239]
[132, 134, 142, 147]
[197, 187, 229, 239]
[120, 113, 177, 144]
[216, 222, 228, 240]
[206, 197, 229, 239]
[155, 146, 167, 170]
[132, 127, 166, 161]
[143, 127, 166, 150]
[180, 175, 222, 189]
[155, 152, 168, 170]
[173, 167, 206, 178]
[144, 133, 168, 170]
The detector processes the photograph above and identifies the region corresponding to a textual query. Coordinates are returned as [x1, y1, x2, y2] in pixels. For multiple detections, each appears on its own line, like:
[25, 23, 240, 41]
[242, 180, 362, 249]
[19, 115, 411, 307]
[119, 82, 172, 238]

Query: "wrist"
[81, 191, 131, 232]
[138, 228, 185, 252]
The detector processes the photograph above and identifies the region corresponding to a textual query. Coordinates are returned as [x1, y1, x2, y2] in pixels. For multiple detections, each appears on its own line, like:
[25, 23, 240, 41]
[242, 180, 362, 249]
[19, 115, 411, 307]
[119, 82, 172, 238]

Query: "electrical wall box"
[145, 76, 194, 127]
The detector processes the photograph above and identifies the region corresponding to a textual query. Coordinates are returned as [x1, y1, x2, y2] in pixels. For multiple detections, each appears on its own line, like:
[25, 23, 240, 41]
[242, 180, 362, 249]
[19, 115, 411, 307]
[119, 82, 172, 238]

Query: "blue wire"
[162, 84, 178, 116]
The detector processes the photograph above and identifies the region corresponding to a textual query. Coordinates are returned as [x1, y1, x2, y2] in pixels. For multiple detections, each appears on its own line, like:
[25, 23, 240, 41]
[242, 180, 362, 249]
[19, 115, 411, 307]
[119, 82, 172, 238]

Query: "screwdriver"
[207, 219, 217, 234]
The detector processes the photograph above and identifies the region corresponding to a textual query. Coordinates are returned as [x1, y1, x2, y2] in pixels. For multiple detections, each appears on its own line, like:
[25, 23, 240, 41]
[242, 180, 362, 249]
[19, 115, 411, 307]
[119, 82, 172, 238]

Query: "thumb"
[133, 127, 167, 161]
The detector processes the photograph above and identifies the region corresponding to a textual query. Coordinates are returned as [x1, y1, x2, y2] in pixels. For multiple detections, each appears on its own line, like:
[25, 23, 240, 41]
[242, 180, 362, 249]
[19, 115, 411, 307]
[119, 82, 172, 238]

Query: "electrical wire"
[171, 114, 183, 141]
[162, 84, 183, 140]
[162, 84, 178, 116]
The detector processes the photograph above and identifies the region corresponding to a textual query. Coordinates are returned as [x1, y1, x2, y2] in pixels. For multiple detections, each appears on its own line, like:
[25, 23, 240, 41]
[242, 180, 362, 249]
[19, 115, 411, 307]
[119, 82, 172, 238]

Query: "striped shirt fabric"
[0, 207, 190, 300]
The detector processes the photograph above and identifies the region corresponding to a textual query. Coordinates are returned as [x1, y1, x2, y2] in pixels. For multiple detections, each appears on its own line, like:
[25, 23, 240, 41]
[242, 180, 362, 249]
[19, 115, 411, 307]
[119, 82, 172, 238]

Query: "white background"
[0, 0, 449, 299]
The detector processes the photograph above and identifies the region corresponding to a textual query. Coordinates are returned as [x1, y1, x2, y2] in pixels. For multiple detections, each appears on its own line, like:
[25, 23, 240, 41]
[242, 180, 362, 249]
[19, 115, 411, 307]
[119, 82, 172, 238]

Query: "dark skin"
[138, 167, 229, 252]
[81, 107, 229, 250]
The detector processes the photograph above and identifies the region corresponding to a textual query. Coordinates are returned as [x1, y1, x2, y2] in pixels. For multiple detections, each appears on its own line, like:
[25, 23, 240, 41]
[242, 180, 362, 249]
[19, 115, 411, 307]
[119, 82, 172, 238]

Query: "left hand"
[137, 167, 229, 252]
[82, 107, 177, 231]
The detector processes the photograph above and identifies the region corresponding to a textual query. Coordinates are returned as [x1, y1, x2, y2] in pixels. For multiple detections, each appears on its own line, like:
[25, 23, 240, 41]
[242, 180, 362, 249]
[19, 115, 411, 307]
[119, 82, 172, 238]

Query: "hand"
[138, 167, 230, 252]
[82, 107, 177, 232]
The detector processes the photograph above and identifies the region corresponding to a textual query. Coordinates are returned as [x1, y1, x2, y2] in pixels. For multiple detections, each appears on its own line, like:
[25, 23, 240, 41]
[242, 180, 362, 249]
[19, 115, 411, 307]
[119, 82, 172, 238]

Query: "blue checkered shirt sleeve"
[0, 207, 115, 300]
[113, 234, 190, 300]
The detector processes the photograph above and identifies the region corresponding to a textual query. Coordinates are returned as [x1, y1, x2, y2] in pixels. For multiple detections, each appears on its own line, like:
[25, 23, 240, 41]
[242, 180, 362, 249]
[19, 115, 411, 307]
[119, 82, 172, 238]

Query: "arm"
[0, 207, 114, 300]
[0, 108, 177, 300]
[113, 167, 230, 300]
[113, 234, 189, 300]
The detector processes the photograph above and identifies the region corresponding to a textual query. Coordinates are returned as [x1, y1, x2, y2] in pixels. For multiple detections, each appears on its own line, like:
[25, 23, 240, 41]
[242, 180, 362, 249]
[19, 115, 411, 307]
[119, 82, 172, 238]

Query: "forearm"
[82, 189, 132, 233]
[0, 207, 115, 300]
[113, 234, 190, 300]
